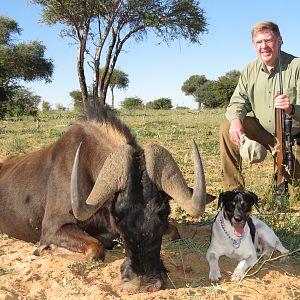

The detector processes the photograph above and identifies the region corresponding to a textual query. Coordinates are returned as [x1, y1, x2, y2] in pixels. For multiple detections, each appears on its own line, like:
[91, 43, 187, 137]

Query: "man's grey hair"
[251, 21, 281, 38]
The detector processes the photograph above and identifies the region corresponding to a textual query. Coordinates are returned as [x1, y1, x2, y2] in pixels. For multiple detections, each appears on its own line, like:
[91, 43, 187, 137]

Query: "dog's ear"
[218, 191, 235, 209]
[217, 192, 225, 209]
[246, 191, 259, 211]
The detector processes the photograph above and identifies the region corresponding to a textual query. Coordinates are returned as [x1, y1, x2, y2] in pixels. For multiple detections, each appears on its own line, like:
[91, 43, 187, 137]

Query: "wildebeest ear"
[161, 191, 172, 201]
[246, 191, 259, 210]
[218, 191, 235, 209]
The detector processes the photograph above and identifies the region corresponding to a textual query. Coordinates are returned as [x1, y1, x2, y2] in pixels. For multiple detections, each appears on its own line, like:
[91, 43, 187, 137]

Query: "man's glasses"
[254, 38, 275, 48]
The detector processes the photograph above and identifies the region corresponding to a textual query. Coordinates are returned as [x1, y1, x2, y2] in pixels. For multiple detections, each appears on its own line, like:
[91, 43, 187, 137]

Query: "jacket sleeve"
[225, 68, 252, 122]
[292, 58, 300, 121]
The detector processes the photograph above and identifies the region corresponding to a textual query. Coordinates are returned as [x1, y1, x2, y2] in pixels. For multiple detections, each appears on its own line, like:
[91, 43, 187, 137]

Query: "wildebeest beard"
[111, 152, 170, 291]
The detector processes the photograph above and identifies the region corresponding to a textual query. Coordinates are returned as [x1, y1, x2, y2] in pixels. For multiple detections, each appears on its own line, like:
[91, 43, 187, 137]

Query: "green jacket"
[226, 51, 300, 135]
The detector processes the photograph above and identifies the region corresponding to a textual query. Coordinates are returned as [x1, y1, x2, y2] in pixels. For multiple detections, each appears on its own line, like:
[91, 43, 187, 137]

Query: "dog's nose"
[234, 216, 243, 222]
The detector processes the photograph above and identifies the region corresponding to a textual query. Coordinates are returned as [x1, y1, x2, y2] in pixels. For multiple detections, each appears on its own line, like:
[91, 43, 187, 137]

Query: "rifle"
[274, 41, 294, 203]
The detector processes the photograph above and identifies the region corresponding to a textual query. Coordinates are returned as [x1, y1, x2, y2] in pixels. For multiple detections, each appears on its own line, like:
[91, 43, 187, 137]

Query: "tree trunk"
[77, 47, 88, 114]
[111, 87, 115, 109]
[99, 89, 107, 106]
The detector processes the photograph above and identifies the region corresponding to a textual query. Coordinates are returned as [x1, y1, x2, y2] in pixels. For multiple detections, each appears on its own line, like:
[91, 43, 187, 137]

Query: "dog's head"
[218, 191, 259, 237]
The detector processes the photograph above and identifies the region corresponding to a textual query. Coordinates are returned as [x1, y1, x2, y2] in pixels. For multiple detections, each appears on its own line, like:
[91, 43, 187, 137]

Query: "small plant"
[3, 135, 29, 154]
[257, 211, 300, 265]
[0, 267, 8, 276]
[163, 237, 206, 255]
[68, 260, 104, 276]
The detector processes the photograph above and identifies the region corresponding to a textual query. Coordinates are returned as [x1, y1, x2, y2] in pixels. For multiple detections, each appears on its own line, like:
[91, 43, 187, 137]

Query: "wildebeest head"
[112, 151, 170, 292]
[218, 191, 259, 238]
[70, 139, 207, 292]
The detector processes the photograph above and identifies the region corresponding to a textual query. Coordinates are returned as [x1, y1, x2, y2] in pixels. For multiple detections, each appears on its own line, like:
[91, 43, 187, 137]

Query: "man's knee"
[219, 120, 230, 136]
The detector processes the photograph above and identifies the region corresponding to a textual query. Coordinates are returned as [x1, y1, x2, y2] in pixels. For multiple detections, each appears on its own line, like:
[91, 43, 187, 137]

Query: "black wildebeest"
[0, 107, 214, 292]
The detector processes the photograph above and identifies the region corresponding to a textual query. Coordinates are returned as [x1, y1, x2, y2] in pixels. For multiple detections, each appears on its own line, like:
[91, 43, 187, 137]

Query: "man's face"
[252, 29, 282, 67]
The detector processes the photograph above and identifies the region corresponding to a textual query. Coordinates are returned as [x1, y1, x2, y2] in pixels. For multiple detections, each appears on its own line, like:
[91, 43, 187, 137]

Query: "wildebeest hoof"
[33, 244, 51, 256]
[146, 282, 162, 292]
[121, 276, 141, 293]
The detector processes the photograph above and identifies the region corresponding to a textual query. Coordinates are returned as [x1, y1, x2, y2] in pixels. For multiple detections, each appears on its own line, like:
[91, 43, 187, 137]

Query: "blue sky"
[1, 0, 300, 109]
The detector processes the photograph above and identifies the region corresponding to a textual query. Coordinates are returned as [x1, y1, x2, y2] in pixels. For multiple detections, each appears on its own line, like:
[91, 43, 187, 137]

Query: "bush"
[5, 88, 41, 118]
[175, 105, 189, 110]
[121, 97, 144, 110]
[42, 101, 51, 111]
[146, 98, 173, 110]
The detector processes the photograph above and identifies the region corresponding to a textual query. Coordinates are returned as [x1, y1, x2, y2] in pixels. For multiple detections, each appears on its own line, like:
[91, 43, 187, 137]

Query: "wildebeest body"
[0, 108, 210, 292]
[0, 149, 49, 241]
[0, 120, 133, 244]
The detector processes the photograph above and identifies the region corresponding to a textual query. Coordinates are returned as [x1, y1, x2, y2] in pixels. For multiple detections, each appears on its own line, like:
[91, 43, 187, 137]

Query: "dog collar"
[220, 215, 243, 249]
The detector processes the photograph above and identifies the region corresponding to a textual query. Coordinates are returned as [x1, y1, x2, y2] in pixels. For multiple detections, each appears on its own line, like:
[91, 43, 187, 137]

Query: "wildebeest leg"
[37, 224, 105, 261]
[164, 224, 181, 240]
[93, 232, 119, 250]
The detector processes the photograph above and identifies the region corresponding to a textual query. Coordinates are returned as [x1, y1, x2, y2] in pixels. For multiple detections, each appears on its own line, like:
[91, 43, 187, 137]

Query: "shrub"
[121, 97, 144, 110]
[42, 101, 51, 111]
[146, 98, 173, 110]
[5, 88, 41, 118]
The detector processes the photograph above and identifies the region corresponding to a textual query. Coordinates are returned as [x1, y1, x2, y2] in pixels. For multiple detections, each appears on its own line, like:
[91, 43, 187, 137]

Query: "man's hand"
[274, 94, 293, 114]
[229, 119, 244, 146]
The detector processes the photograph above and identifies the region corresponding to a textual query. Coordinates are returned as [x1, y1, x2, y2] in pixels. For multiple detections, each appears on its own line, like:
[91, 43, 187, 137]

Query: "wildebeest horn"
[144, 140, 206, 216]
[71, 142, 134, 221]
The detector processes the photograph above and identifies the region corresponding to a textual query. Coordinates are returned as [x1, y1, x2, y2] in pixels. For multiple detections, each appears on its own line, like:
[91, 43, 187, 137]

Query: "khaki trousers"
[219, 116, 300, 192]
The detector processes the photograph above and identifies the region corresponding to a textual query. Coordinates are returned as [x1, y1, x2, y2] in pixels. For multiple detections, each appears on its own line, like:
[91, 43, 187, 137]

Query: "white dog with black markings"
[206, 191, 289, 282]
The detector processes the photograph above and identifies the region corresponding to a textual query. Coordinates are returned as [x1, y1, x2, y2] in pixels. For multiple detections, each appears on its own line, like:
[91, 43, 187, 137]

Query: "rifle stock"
[275, 105, 286, 189]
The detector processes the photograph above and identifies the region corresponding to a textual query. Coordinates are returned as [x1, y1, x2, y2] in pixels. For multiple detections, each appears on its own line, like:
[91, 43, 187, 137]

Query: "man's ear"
[218, 191, 235, 209]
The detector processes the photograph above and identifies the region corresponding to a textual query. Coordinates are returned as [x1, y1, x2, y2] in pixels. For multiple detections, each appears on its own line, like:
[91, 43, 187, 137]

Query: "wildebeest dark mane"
[81, 105, 139, 149]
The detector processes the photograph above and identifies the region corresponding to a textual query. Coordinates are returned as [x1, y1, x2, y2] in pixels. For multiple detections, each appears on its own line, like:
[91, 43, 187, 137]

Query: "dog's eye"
[227, 202, 235, 211]
[241, 202, 252, 212]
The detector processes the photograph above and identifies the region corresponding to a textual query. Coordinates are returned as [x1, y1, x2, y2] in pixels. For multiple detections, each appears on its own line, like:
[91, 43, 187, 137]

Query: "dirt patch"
[0, 223, 299, 300]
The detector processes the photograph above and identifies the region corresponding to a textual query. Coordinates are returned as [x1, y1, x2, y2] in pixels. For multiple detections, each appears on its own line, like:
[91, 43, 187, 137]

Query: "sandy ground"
[0, 223, 299, 300]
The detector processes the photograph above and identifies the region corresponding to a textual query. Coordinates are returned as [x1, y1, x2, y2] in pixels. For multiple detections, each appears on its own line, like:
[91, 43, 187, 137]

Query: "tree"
[121, 96, 143, 110]
[69, 90, 83, 112]
[195, 80, 219, 108]
[0, 16, 53, 118]
[146, 98, 173, 110]
[181, 74, 208, 108]
[214, 70, 240, 107]
[182, 70, 240, 108]
[42, 100, 51, 111]
[31, 0, 208, 118]
[104, 68, 129, 109]
[181, 75, 208, 98]
[5, 88, 41, 118]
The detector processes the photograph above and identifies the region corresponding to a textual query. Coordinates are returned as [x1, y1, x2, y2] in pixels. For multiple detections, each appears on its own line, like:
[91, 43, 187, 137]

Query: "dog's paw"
[262, 249, 289, 262]
[231, 269, 244, 282]
[209, 269, 222, 282]
[278, 250, 289, 263]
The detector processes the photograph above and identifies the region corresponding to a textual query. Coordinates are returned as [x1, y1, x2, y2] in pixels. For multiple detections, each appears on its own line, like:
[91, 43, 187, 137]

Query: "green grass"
[68, 260, 105, 276]
[0, 267, 9, 276]
[163, 237, 207, 256]
[258, 212, 300, 264]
